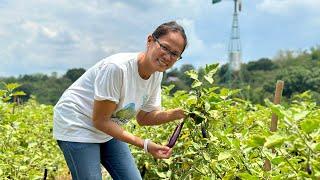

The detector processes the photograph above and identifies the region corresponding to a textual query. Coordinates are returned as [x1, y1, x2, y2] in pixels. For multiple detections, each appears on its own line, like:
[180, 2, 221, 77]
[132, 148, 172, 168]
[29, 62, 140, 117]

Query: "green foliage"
[1, 72, 73, 105]
[0, 82, 26, 102]
[0, 85, 66, 179]
[1, 54, 320, 179]
[128, 65, 320, 179]
[246, 58, 278, 71]
[162, 64, 195, 94]
[64, 68, 86, 82]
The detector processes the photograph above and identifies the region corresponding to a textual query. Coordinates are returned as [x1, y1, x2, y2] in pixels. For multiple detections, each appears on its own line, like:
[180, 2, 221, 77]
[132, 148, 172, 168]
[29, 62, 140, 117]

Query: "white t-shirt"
[53, 52, 162, 143]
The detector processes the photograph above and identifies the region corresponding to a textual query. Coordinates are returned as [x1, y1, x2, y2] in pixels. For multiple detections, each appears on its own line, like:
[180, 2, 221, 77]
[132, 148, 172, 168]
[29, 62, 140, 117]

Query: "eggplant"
[201, 125, 207, 138]
[306, 164, 312, 175]
[140, 164, 147, 178]
[167, 121, 184, 148]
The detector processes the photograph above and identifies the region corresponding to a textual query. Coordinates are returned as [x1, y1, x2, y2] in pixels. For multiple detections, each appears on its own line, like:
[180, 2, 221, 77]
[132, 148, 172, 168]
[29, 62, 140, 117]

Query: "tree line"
[1, 46, 319, 105]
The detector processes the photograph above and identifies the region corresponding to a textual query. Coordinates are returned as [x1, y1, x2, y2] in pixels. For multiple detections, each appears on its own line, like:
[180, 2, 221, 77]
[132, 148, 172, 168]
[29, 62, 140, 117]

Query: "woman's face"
[146, 32, 185, 72]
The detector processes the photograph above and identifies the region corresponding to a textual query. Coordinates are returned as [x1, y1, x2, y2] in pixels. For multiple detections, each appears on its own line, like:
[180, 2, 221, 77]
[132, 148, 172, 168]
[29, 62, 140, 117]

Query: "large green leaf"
[12, 91, 26, 96]
[247, 135, 266, 148]
[185, 70, 198, 80]
[300, 119, 320, 134]
[264, 134, 286, 148]
[5, 83, 21, 91]
[218, 151, 232, 161]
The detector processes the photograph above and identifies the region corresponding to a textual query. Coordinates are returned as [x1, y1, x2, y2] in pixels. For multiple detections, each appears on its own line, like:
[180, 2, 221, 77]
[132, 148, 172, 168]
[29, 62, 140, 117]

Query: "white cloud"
[0, 0, 319, 76]
[257, 0, 320, 15]
[0, 1, 213, 74]
[178, 19, 206, 54]
[177, 18, 227, 67]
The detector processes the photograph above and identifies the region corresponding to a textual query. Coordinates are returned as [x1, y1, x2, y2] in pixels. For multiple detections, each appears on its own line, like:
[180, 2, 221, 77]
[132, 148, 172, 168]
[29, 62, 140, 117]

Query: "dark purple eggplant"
[167, 121, 184, 148]
[201, 125, 207, 138]
[306, 164, 312, 175]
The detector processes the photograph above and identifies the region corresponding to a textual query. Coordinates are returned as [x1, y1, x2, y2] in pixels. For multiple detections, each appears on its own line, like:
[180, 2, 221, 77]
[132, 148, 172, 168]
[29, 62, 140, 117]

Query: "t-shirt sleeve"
[140, 75, 162, 112]
[94, 63, 122, 104]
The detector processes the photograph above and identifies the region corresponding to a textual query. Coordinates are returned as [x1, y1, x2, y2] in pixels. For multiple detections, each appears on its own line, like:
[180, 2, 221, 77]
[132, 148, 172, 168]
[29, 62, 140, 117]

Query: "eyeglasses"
[152, 35, 182, 61]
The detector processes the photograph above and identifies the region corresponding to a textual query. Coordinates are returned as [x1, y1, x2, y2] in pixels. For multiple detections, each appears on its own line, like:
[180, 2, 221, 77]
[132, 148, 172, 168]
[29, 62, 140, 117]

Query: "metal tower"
[212, 0, 250, 101]
[228, 0, 242, 72]
[212, 0, 243, 84]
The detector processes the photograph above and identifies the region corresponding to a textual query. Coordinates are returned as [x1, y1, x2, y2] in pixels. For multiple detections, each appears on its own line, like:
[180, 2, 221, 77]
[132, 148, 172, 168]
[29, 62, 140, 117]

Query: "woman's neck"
[137, 52, 155, 80]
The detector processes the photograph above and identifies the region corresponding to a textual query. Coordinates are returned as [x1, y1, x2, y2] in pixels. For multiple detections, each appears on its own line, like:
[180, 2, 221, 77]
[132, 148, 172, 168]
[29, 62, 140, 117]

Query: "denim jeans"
[57, 138, 142, 180]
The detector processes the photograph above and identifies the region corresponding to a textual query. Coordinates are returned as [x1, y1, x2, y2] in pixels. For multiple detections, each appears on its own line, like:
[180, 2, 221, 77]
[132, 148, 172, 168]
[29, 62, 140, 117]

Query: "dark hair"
[152, 21, 188, 53]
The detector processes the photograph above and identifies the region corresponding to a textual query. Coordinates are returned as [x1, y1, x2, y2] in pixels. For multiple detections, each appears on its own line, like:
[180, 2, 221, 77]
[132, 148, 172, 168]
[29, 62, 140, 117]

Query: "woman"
[53, 21, 188, 180]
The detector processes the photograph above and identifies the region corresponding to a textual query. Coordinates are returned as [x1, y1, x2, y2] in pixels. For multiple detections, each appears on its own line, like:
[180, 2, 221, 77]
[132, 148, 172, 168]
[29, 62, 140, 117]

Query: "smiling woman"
[53, 21, 188, 180]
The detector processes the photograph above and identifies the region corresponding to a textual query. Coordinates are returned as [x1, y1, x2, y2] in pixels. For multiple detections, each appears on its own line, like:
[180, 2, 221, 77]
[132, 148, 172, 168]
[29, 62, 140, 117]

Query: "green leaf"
[203, 152, 210, 161]
[204, 101, 210, 112]
[218, 151, 232, 161]
[264, 134, 286, 148]
[12, 91, 26, 96]
[271, 156, 285, 165]
[220, 88, 230, 99]
[3, 96, 10, 102]
[237, 173, 259, 180]
[210, 159, 217, 169]
[312, 143, 320, 152]
[6, 83, 21, 91]
[204, 75, 214, 84]
[300, 119, 320, 134]
[185, 70, 198, 80]
[192, 142, 201, 150]
[191, 80, 202, 88]
[204, 63, 219, 74]
[294, 110, 310, 121]
[247, 135, 266, 148]
[0, 90, 6, 97]
[156, 172, 167, 178]
[264, 99, 286, 119]
[163, 158, 172, 165]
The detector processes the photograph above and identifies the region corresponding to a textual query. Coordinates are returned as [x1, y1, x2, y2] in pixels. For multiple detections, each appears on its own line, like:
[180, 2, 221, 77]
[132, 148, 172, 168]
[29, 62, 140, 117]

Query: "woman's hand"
[147, 141, 172, 159]
[174, 108, 186, 120]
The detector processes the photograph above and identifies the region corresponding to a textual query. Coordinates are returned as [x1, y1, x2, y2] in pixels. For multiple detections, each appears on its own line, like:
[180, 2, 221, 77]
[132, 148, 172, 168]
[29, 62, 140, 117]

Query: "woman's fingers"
[149, 142, 173, 159]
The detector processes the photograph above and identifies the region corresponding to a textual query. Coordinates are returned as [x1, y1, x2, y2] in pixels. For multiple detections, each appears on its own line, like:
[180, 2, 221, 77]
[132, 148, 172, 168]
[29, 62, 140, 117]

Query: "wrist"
[144, 139, 150, 153]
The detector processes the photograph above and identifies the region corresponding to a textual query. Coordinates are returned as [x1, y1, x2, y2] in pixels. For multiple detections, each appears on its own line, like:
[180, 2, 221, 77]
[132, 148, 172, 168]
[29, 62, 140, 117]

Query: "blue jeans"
[57, 138, 142, 180]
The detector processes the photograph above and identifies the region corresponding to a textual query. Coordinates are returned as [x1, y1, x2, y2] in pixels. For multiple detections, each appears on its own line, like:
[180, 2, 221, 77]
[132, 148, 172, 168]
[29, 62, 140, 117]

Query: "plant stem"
[292, 125, 314, 153]
[278, 149, 299, 175]
[238, 153, 253, 175]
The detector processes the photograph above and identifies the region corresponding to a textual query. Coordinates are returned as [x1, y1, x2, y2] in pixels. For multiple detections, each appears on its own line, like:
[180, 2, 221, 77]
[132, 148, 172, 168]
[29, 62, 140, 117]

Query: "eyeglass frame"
[152, 34, 182, 61]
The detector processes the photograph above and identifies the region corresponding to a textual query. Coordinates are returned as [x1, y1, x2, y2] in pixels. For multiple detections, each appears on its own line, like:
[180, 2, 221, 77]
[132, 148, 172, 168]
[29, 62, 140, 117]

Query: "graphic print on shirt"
[112, 103, 135, 124]
[141, 94, 148, 109]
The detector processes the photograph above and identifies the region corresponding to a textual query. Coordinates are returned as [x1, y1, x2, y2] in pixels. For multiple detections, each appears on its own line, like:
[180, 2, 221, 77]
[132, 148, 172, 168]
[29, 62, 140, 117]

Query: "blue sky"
[1, 0, 319, 77]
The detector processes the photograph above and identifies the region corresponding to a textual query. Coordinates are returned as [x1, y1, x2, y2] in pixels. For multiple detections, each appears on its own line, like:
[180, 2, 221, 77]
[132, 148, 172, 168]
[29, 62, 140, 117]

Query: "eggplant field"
[1, 65, 320, 179]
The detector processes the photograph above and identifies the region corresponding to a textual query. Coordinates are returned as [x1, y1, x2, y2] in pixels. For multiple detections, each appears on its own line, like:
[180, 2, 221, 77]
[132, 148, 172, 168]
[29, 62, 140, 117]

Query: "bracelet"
[143, 139, 150, 153]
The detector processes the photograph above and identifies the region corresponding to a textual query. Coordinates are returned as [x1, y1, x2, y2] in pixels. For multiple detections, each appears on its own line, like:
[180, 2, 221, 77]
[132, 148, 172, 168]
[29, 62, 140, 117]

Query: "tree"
[310, 45, 320, 61]
[64, 68, 86, 82]
[246, 58, 277, 71]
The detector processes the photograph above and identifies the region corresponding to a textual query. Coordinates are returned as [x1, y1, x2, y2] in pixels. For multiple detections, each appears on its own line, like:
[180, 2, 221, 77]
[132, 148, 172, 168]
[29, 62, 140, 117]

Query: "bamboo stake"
[264, 80, 284, 171]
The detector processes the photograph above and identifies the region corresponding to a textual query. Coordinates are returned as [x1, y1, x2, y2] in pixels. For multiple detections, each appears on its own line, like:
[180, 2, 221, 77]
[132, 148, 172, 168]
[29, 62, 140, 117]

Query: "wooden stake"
[264, 80, 284, 171]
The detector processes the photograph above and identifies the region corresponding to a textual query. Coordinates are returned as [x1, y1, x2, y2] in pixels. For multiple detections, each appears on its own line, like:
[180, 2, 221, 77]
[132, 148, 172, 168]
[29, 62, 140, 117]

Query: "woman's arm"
[92, 99, 172, 158]
[136, 108, 186, 126]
